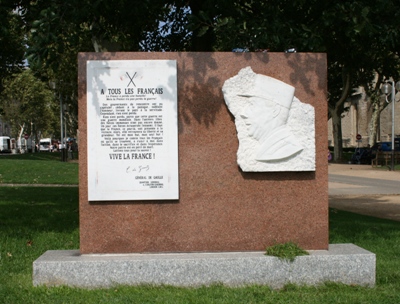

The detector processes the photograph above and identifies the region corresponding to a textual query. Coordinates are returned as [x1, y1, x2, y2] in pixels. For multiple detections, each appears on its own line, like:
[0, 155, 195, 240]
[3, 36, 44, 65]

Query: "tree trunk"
[367, 74, 385, 147]
[330, 110, 343, 162]
[18, 123, 24, 152]
[328, 67, 351, 162]
[91, 35, 121, 52]
[90, 21, 121, 52]
[368, 101, 381, 146]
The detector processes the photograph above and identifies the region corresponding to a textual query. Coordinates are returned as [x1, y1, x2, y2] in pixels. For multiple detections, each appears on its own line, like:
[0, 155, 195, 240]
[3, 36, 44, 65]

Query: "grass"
[2, 195, 400, 303]
[1, 156, 400, 302]
[375, 164, 400, 171]
[0, 186, 80, 303]
[265, 242, 309, 262]
[0, 152, 78, 184]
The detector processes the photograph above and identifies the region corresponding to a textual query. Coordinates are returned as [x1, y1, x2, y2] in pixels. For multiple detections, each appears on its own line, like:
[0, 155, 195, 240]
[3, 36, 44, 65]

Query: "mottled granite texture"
[78, 52, 328, 253]
[33, 244, 375, 288]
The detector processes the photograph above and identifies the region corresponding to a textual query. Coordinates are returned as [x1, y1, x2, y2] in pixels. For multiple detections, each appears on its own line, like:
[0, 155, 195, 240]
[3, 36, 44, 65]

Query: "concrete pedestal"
[33, 244, 375, 289]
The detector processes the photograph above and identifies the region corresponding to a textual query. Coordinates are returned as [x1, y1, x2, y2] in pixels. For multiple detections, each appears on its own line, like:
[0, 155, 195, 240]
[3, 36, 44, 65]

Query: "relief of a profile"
[222, 67, 315, 172]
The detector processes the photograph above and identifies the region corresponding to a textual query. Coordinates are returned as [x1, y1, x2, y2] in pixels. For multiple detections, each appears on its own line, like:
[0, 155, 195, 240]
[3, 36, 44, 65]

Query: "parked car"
[232, 47, 249, 52]
[39, 138, 52, 152]
[0, 136, 11, 153]
[371, 139, 400, 152]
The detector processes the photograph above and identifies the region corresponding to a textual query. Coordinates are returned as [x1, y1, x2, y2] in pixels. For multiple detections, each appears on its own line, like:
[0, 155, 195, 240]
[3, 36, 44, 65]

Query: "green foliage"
[0, 6, 26, 84]
[0, 69, 57, 139]
[22, 0, 170, 136]
[265, 242, 309, 262]
[3, 0, 400, 163]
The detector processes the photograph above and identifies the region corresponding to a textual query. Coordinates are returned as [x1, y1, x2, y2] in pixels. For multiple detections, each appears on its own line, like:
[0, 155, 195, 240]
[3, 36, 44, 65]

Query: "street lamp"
[60, 94, 67, 162]
[50, 82, 67, 161]
[381, 80, 400, 171]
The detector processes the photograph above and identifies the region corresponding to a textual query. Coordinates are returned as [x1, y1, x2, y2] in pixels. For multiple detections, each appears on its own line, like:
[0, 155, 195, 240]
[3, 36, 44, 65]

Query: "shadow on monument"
[79, 52, 326, 138]
[89, 199, 179, 205]
[179, 53, 223, 130]
[178, 52, 325, 132]
[240, 170, 316, 181]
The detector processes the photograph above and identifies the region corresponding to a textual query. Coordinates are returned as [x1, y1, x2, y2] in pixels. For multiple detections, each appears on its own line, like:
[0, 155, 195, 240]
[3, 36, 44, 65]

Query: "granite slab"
[33, 244, 375, 289]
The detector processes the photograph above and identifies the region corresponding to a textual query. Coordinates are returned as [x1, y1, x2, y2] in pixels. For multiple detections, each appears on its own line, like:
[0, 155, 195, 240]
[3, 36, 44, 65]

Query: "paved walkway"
[329, 163, 400, 221]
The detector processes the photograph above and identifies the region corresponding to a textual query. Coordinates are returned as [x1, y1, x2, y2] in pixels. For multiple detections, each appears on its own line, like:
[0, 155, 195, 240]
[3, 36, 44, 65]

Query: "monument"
[33, 52, 375, 288]
[79, 52, 328, 253]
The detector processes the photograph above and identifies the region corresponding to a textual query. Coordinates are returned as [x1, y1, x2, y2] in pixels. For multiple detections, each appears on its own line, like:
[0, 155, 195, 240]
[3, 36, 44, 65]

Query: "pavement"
[329, 163, 400, 221]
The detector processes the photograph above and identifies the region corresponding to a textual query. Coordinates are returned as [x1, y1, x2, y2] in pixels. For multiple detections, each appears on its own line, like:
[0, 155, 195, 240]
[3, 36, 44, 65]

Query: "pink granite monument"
[78, 52, 328, 254]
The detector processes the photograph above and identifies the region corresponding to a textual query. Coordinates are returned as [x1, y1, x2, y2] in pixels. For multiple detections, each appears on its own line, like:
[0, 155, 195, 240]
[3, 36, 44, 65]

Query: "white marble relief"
[222, 67, 315, 172]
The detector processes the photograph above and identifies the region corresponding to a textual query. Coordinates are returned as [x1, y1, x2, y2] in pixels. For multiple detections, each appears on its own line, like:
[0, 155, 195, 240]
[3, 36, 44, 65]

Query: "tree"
[20, 0, 169, 137]
[15, 0, 400, 160]
[0, 69, 57, 141]
[365, 54, 400, 146]
[175, 0, 400, 161]
[0, 3, 26, 88]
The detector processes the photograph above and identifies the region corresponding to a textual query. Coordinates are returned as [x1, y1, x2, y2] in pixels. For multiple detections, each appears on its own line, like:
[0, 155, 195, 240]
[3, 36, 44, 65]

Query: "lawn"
[1, 155, 400, 303]
[0, 152, 78, 184]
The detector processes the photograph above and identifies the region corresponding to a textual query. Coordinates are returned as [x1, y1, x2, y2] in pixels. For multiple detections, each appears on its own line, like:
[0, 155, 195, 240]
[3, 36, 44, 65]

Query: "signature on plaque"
[125, 165, 150, 174]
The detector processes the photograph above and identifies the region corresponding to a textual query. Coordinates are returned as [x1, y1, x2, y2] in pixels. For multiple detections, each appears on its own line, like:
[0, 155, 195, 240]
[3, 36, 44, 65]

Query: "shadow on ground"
[330, 195, 400, 222]
[0, 187, 79, 235]
[329, 207, 400, 245]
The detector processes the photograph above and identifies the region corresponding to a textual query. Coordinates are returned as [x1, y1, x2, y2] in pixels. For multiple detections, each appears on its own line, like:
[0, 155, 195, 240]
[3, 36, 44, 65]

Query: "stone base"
[33, 244, 375, 289]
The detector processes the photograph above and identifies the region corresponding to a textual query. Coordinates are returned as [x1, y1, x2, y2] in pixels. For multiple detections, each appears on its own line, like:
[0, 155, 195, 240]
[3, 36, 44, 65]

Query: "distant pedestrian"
[68, 142, 74, 159]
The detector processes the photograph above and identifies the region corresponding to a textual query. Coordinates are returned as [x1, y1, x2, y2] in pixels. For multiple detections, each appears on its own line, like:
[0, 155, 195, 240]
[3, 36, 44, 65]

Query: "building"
[328, 87, 400, 148]
[0, 117, 10, 137]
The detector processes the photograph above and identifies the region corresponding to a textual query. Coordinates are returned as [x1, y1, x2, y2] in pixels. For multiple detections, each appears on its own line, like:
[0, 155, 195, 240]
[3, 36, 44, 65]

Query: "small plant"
[265, 241, 309, 262]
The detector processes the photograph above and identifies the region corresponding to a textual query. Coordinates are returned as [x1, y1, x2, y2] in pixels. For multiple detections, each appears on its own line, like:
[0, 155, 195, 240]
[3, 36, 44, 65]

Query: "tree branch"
[336, 67, 351, 111]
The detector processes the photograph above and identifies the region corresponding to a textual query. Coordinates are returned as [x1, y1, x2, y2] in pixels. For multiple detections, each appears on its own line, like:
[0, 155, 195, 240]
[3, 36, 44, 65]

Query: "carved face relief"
[222, 66, 315, 172]
[240, 97, 277, 141]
